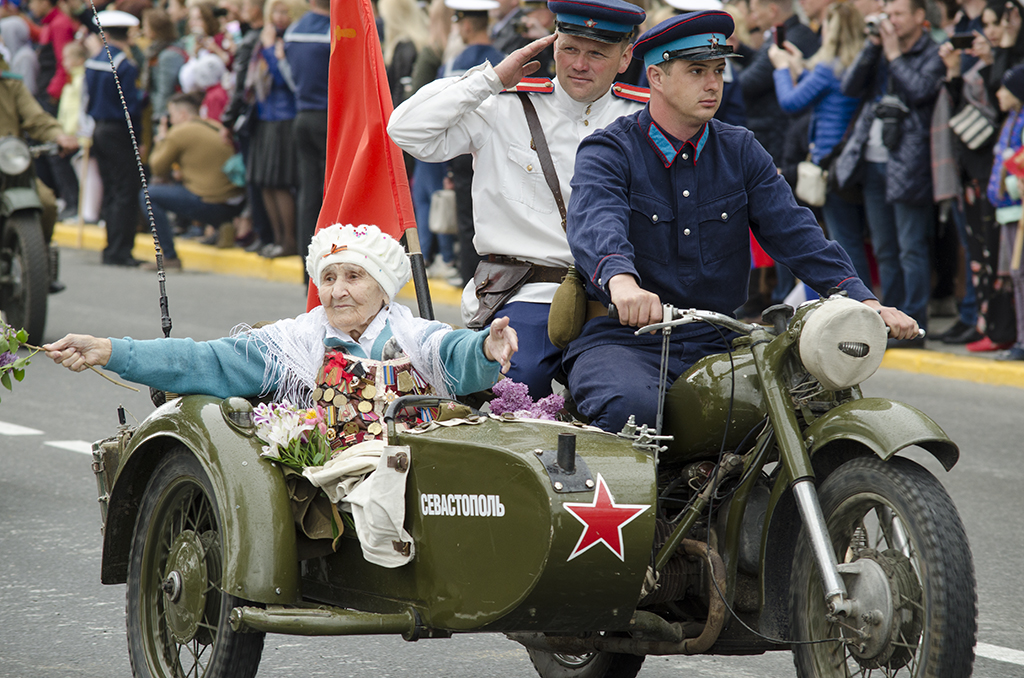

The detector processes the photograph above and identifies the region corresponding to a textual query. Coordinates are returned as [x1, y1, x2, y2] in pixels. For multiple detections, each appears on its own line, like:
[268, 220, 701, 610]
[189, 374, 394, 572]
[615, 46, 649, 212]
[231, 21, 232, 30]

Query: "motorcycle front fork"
[791, 479, 853, 616]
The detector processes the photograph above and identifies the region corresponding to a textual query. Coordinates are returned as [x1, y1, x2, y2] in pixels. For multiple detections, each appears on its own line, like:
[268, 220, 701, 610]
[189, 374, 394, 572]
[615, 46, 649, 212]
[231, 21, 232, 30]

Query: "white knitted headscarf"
[306, 223, 412, 301]
[233, 224, 455, 404]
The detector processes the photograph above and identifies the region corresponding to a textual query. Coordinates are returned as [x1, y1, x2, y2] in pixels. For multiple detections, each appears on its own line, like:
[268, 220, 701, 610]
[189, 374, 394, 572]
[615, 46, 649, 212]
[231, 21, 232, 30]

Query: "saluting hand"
[484, 316, 519, 374]
[493, 34, 557, 90]
[43, 334, 112, 372]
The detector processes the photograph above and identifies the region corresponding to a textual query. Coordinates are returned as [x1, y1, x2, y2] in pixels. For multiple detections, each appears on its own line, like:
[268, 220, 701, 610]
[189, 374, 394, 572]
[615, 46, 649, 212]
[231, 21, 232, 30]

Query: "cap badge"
[709, 35, 720, 48]
[585, 18, 596, 27]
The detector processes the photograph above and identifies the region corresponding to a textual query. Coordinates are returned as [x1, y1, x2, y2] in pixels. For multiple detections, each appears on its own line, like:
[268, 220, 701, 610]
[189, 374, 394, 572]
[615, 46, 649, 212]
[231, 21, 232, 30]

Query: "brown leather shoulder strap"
[517, 92, 567, 231]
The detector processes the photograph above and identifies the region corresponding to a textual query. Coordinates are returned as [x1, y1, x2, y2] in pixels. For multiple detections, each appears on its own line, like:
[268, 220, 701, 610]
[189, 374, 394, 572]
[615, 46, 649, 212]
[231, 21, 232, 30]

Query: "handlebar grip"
[607, 303, 619, 321]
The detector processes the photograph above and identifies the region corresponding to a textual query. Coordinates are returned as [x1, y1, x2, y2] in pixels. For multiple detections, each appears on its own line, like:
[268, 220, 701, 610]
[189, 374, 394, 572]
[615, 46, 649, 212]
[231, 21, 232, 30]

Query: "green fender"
[100, 396, 300, 605]
[1, 186, 43, 216]
[802, 397, 959, 470]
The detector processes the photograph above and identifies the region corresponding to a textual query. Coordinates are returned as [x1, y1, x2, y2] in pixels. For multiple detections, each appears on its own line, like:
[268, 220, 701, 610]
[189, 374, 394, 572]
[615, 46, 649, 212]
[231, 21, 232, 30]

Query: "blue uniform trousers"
[566, 329, 733, 433]
[491, 301, 562, 399]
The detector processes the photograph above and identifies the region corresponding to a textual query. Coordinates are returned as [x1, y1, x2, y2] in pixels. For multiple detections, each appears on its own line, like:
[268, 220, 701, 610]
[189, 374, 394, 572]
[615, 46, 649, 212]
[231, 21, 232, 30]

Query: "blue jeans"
[141, 183, 244, 260]
[950, 200, 978, 327]
[411, 160, 454, 264]
[861, 162, 932, 329]
[821, 190, 871, 287]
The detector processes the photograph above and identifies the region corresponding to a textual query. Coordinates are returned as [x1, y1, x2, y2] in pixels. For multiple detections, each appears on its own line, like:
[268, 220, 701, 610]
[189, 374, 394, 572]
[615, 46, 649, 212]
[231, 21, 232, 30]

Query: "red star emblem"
[563, 474, 649, 561]
[585, 18, 597, 27]
[709, 36, 720, 48]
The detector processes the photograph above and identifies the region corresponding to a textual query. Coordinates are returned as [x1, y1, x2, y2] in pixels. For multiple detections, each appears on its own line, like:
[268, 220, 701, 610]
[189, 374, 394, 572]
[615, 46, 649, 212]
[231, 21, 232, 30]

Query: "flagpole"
[404, 227, 434, 320]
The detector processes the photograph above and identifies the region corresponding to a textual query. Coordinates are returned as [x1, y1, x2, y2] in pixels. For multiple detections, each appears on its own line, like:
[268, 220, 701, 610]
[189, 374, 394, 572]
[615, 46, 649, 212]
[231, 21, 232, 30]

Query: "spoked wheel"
[127, 449, 264, 678]
[791, 456, 977, 677]
[526, 648, 645, 678]
[0, 213, 48, 344]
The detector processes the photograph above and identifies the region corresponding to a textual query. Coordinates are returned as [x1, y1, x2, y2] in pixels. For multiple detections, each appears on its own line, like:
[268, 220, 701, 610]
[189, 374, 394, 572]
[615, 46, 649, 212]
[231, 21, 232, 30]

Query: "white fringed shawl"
[231, 304, 456, 406]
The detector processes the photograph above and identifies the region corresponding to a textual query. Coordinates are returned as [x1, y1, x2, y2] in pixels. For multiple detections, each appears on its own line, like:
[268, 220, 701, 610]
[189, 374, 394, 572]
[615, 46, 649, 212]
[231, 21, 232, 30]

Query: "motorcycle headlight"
[798, 297, 888, 391]
[0, 137, 32, 176]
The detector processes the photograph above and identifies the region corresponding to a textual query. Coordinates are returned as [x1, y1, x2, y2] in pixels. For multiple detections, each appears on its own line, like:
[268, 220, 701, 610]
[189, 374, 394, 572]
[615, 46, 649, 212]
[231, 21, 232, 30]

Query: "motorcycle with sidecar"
[90, 292, 977, 678]
[0, 136, 60, 344]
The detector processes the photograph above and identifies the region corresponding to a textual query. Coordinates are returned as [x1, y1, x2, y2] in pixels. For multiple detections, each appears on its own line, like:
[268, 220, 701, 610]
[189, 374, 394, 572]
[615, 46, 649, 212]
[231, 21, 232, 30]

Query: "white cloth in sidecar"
[302, 441, 415, 568]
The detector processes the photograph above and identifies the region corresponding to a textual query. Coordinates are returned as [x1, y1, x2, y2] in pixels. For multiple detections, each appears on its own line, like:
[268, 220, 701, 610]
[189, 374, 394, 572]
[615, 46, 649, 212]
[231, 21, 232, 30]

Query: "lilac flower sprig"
[489, 378, 565, 421]
[0, 321, 36, 404]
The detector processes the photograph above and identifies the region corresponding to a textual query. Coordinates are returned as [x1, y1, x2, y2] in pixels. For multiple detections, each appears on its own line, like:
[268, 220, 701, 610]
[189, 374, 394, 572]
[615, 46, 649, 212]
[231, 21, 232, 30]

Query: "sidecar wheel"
[526, 648, 644, 678]
[127, 449, 265, 678]
[790, 456, 976, 678]
[0, 212, 48, 344]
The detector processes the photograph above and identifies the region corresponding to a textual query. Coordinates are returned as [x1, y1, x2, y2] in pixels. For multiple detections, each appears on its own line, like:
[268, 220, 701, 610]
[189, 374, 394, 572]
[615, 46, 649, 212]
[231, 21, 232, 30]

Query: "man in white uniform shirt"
[388, 0, 648, 397]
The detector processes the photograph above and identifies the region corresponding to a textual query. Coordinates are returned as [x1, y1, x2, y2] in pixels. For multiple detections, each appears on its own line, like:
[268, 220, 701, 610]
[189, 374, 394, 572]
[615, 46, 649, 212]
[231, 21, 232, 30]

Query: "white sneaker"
[427, 257, 458, 280]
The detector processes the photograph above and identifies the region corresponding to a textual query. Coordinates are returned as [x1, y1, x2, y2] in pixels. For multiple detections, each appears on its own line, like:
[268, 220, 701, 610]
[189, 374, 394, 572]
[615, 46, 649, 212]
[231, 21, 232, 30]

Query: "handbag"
[428, 189, 458, 235]
[795, 159, 828, 207]
[949, 104, 995, 150]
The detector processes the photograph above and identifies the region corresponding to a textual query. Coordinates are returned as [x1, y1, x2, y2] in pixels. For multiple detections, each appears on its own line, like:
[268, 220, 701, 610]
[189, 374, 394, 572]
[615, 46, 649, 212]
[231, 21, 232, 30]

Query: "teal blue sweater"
[105, 321, 500, 398]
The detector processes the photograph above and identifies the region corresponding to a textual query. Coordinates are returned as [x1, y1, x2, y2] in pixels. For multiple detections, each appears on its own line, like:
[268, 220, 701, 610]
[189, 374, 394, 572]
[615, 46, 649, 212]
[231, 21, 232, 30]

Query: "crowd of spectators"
[3, 0, 1024, 357]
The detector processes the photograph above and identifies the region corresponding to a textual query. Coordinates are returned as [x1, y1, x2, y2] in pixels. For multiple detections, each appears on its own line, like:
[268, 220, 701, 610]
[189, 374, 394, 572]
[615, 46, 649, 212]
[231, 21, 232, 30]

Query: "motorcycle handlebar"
[608, 303, 758, 337]
[29, 142, 59, 157]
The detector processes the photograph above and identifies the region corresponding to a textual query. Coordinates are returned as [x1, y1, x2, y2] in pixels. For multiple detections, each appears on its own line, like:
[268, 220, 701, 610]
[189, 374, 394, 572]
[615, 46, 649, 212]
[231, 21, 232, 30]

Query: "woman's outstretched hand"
[483, 316, 519, 374]
[43, 334, 113, 372]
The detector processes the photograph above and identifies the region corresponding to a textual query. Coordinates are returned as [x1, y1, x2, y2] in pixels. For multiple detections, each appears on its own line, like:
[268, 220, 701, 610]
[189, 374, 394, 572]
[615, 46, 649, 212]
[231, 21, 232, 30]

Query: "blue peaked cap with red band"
[548, 0, 646, 44]
[633, 10, 739, 69]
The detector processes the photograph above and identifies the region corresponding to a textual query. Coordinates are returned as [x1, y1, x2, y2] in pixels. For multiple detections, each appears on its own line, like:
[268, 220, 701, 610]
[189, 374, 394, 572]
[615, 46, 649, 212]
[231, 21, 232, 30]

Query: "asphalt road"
[1, 249, 1022, 677]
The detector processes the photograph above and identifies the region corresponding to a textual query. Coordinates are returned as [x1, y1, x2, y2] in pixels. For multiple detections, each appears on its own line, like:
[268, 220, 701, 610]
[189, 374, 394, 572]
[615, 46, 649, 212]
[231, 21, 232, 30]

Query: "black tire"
[0, 212, 48, 344]
[127, 448, 265, 678]
[791, 456, 977, 678]
[527, 648, 645, 678]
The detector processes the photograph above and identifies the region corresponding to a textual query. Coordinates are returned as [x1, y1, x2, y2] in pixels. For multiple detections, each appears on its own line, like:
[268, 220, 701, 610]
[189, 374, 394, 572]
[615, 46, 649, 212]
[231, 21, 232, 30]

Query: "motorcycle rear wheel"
[127, 448, 265, 678]
[0, 212, 48, 344]
[790, 456, 976, 677]
[526, 648, 645, 678]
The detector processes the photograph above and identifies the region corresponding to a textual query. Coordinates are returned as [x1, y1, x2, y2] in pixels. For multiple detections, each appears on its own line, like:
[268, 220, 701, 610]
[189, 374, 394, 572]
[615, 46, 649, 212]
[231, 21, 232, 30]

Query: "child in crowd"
[986, 65, 1024, 361]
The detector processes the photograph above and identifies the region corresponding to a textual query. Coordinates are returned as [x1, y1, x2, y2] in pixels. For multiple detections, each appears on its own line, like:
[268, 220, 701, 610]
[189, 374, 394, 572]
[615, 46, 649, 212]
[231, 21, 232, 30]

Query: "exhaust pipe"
[230, 605, 422, 640]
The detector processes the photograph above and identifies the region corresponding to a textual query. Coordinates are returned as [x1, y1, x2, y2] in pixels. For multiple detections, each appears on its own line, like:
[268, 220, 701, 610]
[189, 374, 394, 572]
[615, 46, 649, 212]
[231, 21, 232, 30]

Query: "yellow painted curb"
[53, 222, 465, 306]
[880, 349, 1024, 389]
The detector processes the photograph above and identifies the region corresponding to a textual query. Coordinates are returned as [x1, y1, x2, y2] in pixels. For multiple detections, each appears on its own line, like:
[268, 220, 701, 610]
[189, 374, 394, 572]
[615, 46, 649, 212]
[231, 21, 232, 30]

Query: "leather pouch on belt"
[466, 260, 533, 329]
[547, 265, 587, 348]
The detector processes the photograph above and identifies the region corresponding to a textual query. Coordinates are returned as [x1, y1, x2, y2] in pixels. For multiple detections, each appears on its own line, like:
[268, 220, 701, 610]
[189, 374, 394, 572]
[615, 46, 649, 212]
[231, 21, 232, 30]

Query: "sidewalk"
[53, 222, 1024, 390]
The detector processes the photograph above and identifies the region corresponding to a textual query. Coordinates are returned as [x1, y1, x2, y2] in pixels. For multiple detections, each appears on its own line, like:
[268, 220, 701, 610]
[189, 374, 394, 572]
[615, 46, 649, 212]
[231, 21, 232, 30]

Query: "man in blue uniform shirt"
[85, 10, 142, 267]
[564, 10, 919, 433]
[282, 0, 330, 261]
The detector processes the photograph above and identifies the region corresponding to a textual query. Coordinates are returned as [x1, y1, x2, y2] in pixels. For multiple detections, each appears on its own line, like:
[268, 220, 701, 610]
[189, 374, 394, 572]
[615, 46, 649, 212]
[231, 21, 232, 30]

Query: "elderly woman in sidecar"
[44, 223, 518, 438]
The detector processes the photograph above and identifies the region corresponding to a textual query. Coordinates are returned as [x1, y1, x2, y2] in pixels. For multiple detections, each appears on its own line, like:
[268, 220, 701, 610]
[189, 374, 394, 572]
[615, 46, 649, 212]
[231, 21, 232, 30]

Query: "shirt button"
[684, 228, 691, 236]
[683, 190, 690, 198]
[652, 214, 659, 222]
[681, 153, 689, 160]
[584, 120, 589, 126]
[597, 278, 603, 286]
[527, 164, 533, 171]
[721, 212, 728, 220]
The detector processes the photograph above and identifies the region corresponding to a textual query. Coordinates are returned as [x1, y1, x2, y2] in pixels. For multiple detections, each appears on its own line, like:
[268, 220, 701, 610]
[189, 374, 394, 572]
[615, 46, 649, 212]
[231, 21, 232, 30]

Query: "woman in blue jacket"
[769, 2, 871, 286]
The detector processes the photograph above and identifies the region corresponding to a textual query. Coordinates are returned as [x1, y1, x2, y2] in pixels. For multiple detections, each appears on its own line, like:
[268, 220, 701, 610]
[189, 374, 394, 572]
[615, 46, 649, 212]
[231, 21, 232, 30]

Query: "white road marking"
[0, 420, 43, 435]
[978, 642, 1024, 666]
[45, 440, 94, 455]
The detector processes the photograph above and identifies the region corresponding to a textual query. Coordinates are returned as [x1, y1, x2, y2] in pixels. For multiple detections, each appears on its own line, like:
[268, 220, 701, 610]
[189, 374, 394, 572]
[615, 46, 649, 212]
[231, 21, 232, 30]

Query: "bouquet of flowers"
[253, 401, 332, 470]
[0, 321, 35, 404]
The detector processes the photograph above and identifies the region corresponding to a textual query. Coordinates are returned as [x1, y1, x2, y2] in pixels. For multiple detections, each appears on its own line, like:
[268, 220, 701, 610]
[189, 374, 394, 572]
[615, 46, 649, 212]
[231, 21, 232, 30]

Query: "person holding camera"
[833, 0, 945, 348]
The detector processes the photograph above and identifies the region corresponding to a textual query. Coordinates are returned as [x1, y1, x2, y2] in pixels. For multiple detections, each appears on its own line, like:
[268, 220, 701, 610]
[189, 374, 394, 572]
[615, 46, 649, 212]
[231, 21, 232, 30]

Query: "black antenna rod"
[87, 0, 173, 340]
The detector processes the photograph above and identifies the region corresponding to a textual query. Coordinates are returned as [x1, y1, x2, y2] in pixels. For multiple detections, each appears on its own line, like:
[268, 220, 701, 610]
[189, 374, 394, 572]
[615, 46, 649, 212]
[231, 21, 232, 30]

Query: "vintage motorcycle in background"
[0, 136, 61, 345]
[89, 293, 977, 678]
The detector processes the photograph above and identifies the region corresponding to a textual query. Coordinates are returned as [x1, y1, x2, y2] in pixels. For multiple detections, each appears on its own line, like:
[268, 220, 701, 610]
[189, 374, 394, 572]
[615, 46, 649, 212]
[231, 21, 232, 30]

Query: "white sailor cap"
[664, 0, 723, 11]
[93, 9, 140, 28]
[445, 0, 499, 15]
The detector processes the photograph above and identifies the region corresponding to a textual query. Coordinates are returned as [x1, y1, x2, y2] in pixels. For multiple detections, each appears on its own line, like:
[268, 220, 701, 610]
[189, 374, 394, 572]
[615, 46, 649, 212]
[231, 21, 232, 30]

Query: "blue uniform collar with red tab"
[642, 109, 708, 167]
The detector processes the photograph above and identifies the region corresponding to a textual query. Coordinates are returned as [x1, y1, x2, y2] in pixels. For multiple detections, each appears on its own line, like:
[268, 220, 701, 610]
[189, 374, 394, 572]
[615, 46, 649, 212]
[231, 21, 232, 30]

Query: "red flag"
[307, 0, 416, 310]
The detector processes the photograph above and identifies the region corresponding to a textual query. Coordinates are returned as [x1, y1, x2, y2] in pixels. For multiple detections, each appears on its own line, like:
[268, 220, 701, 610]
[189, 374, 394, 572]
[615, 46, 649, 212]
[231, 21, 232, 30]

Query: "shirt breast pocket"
[696, 190, 748, 266]
[628, 193, 674, 265]
[500, 143, 554, 214]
